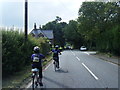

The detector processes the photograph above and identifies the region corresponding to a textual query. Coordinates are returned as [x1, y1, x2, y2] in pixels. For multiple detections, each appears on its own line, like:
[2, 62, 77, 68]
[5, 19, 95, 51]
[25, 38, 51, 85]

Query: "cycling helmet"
[55, 45, 59, 48]
[33, 46, 40, 53]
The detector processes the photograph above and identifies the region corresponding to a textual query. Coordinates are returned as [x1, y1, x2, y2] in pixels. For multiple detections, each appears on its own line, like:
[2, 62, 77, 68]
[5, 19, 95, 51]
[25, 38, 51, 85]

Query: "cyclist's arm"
[40, 54, 45, 59]
[40, 54, 48, 62]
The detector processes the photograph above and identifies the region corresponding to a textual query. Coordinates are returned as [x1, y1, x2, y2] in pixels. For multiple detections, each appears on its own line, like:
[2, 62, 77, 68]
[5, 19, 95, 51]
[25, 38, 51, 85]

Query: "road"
[27, 50, 118, 89]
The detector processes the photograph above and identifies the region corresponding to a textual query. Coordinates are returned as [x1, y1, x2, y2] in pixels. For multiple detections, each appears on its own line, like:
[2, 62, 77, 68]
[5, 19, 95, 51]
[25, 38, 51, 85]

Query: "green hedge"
[2, 30, 50, 77]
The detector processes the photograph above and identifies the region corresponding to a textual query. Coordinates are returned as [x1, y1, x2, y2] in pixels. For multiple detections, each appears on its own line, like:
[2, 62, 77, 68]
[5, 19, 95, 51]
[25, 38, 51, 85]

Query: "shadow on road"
[55, 68, 69, 73]
[43, 76, 69, 88]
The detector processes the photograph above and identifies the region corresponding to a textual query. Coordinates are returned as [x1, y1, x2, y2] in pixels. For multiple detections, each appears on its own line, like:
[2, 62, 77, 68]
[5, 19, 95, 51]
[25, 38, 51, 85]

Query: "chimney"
[34, 23, 37, 29]
[39, 25, 42, 29]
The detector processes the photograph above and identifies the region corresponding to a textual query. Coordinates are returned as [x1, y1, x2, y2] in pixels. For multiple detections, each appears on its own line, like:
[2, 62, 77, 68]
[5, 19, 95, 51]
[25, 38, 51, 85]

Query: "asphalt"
[27, 50, 119, 89]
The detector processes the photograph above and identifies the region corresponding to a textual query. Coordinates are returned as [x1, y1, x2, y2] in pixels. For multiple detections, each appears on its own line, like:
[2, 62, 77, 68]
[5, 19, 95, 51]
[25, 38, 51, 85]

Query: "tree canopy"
[42, 2, 120, 55]
[42, 17, 67, 47]
[77, 2, 120, 55]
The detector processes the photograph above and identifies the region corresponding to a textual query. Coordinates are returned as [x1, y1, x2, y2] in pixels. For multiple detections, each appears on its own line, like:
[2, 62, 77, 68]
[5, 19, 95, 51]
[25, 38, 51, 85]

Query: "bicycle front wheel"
[54, 61, 57, 71]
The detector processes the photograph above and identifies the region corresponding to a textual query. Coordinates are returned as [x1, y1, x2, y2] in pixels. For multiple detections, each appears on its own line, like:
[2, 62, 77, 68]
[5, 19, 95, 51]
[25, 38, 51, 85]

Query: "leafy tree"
[42, 17, 67, 47]
[2, 30, 50, 77]
[77, 1, 120, 55]
[63, 20, 83, 48]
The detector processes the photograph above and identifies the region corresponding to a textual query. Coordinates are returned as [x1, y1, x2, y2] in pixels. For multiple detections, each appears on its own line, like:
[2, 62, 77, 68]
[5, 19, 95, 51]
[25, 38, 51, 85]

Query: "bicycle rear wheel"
[32, 75, 35, 90]
[56, 61, 59, 68]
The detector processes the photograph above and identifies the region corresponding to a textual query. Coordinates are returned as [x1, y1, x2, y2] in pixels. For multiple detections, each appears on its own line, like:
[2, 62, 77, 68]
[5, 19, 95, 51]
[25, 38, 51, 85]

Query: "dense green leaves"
[2, 30, 50, 77]
[63, 20, 83, 48]
[42, 19, 67, 47]
[77, 2, 120, 55]
[62, 2, 120, 55]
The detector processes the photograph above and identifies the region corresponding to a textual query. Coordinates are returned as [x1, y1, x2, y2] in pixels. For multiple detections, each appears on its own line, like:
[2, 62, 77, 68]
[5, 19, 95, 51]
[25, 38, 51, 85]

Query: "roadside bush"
[2, 30, 50, 77]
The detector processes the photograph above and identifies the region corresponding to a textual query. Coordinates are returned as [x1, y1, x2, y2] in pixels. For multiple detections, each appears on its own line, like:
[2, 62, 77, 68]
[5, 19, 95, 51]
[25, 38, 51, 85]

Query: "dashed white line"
[71, 51, 76, 56]
[76, 57, 80, 61]
[82, 63, 99, 80]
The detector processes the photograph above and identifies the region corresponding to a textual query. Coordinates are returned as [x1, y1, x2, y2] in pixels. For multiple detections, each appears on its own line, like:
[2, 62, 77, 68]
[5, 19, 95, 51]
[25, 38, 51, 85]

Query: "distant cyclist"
[59, 46, 63, 52]
[52, 45, 61, 68]
[31, 46, 45, 86]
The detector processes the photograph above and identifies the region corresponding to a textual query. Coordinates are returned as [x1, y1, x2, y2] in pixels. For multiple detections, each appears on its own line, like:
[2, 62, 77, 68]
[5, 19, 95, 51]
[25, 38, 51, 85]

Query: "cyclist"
[52, 45, 61, 68]
[31, 46, 45, 86]
[59, 46, 63, 52]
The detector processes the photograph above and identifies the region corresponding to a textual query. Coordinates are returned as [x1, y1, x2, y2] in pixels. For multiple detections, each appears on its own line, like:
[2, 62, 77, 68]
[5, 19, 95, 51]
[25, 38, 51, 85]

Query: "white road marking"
[26, 82, 32, 88]
[43, 63, 51, 71]
[84, 52, 90, 55]
[108, 62, 117, 66]
[76, 57, 80, 61]
[73, 52, 75, 56]
[71, 51, 76, 56]
[82, 63, 99, 80]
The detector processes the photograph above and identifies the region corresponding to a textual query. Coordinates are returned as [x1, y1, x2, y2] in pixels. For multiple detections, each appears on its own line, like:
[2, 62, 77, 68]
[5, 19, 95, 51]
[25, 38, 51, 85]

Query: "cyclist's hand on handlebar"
[59, 52, 62, 55]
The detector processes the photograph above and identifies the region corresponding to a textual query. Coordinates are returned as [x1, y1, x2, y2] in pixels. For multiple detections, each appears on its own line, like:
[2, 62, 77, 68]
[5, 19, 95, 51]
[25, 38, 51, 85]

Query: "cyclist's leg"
[56, 58, 59, 68]
[57, 57, 59, 68]
[38, 67, 43, 86]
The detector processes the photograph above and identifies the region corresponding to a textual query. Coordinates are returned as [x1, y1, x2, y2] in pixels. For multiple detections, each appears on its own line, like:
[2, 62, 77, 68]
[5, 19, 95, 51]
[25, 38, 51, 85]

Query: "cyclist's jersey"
[52, 49, 60, 57]
[31, 53, 45, 67]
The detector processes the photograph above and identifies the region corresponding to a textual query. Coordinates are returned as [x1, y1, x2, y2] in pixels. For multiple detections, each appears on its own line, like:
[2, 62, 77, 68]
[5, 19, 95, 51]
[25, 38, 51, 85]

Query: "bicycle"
[31, 68, 40, 89]
[53, 57, 59, 71]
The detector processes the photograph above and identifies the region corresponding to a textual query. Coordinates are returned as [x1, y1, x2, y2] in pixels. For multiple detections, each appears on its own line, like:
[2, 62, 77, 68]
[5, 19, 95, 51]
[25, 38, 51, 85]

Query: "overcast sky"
[1, 0, 94, 32]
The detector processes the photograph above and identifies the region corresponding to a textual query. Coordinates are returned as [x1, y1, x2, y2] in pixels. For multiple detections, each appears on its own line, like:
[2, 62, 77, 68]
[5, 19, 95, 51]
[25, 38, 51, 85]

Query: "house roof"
[30, 29, 53, 39]
[42, 30, 53, 39]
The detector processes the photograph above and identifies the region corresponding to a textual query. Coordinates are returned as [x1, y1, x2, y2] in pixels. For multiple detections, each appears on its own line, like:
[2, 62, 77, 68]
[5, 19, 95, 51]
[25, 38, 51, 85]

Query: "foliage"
[42, 17, 67, 47]
[77, 2, 120, 55]
[63, 20, 83, 48]
[61, 2, 120, 55]
[2, 30, 50, 77]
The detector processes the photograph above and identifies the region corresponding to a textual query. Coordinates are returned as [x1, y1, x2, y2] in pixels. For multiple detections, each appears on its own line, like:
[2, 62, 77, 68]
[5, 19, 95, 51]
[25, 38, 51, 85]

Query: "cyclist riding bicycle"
[52, 45, 61, 68]
[31, 46, 45, 86]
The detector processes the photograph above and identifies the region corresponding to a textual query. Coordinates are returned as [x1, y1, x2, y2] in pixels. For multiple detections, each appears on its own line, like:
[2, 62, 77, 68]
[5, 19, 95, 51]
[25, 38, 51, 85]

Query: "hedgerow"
[2, 30, 50, 77]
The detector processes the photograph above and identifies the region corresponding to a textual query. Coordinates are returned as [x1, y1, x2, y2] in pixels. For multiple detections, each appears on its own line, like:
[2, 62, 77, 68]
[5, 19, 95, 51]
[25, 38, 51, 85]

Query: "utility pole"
[25, 0, 28, 41]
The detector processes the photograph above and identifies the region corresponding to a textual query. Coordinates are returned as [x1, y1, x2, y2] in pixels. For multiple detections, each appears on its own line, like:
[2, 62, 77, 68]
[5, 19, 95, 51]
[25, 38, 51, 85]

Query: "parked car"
[80, 46, 87, 51]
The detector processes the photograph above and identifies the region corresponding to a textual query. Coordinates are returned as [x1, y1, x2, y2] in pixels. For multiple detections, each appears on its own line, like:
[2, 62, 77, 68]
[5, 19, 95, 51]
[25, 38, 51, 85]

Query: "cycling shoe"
[39, 82, 43, 86]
